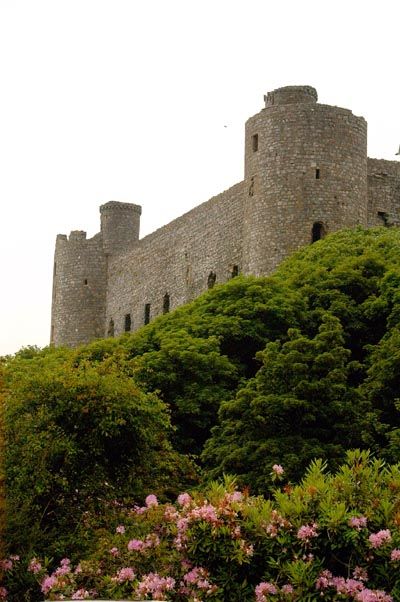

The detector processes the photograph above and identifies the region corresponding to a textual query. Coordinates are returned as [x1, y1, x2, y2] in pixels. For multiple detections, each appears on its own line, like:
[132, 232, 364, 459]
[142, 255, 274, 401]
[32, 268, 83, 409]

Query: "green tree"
[362, 327, 400, 462]
[203, 314, 368, 491]
[3, 350, 194, 559]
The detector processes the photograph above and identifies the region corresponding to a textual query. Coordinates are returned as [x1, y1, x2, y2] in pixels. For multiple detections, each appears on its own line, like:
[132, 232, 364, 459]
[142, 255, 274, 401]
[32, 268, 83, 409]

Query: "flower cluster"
[135, 572, 175, 600]
[297, 522, 318, 542]
[369, 529, 392, 549]
[316, 569, 393, 601]
[181, 566, 218, 598]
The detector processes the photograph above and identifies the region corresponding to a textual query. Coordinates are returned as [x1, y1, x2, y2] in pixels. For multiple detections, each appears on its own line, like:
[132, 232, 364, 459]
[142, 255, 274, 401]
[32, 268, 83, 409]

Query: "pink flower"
[183, 566, 213, 591]
[297, 523, 318, 541]
[0, 587, 8, 600]
[136, 572, 175, 598]
[145, 494, 158, 507]
[128, 538, 144, 551]
[114, 567, 135, 583]
[266, 523, 278, 537]
[272, 464, 284, 476]
[353, 566, 368, 581]
[41, 575, 58, 594]
[255, 581, 278, 601]
[282, 584, 294, 594]
[144, 533, 160, 548]
[116, 524, 125, 534]
[390, 548, 400, 561]
[177, 493, 192, 507]
[109, 547, 119, 557]
[164, 504, 179, 520]
[60, 557, 70, 566]
[71, 589, 90, 599]
[349, 516, 368, 530]
[224, 491, 243, 504]
[355, 589, 393, 601]
[0, 559, 13, 571]
[316, 570, 333, 590]
[55, 559, 71, 576]
[368, 529, 392, 548]
[28, 558, 42, 574]
[189, 502, 218, 524]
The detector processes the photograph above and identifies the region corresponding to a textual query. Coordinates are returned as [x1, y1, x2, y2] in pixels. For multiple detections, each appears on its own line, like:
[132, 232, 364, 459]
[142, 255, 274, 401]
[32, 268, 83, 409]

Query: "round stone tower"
[50, 231, 107, 347]
[100, 201, 142, 255]
[242, 85, 368, 275]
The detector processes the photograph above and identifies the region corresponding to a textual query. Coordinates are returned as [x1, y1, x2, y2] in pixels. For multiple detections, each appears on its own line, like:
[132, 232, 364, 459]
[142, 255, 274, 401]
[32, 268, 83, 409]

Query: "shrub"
[5, 451, 400, 601]
[2, 350, 196, 562]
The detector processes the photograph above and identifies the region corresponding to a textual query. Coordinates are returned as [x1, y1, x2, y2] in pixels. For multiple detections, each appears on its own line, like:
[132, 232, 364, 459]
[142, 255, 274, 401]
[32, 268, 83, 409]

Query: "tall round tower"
[242, 85, 368, 275]
[50, 231, 107, 347]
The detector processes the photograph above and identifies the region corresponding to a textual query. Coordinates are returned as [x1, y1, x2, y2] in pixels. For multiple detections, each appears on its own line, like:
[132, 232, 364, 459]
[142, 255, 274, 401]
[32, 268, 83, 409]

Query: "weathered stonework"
[50, 86, 400, 347]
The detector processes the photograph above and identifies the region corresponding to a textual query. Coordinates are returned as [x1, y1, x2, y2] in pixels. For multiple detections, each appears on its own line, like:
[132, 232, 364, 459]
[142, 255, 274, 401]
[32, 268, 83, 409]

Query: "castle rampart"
[51, 86, 400, 347]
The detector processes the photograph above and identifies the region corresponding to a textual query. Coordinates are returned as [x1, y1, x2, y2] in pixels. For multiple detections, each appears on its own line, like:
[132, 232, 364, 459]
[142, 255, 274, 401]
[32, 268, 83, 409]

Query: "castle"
[51, 85, 400, 348]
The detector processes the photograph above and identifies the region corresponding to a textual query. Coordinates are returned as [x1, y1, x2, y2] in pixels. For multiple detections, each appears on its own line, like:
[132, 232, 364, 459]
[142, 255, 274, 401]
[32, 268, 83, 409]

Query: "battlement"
[100, 201, 142, 215]
[264, 85, 318, 107]
[68, 230, 87, 241]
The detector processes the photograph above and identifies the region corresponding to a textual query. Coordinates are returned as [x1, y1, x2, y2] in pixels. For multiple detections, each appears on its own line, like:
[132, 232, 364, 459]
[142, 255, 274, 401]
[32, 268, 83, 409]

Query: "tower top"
[264, 85, 318, 108]
[100, 201, 142, 215]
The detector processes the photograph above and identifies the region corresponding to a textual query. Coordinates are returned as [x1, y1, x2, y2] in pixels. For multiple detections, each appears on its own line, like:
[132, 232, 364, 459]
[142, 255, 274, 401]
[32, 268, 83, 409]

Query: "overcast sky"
[1, 0, 399, 356]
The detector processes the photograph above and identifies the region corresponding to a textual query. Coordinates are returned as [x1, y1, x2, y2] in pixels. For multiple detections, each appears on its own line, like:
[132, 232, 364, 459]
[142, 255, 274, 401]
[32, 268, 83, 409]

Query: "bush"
[2, 349, 196, 562]
[5, 451, 399, 601]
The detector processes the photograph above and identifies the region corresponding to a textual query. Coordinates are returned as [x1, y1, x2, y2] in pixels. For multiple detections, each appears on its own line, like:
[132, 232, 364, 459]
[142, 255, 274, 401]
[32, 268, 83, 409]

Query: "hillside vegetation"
[2, 226, 400, 566]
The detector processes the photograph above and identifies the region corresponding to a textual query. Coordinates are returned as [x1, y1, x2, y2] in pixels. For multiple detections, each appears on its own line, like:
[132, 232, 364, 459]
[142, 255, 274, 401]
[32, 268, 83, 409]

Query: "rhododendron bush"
[1, 451, 400, 601]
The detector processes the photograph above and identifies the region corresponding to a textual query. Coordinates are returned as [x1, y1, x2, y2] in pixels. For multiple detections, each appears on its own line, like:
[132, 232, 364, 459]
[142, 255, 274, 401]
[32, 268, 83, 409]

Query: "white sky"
[1, 0, 399, 356]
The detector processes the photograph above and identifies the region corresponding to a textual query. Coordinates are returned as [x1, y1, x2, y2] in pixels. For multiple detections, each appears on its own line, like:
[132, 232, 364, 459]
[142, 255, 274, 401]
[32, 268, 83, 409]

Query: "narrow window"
[315, 168, 320, 179]
[124, 313, 131, 332]
[252, 134, 259, 152]
[207, 271, 216, 289]
[84, 279, 88, 285]
[248, 176, 255, 197]
[144, 303, 151, 325]
[311, 222, 326, 243]
[231, 265, 239, 278]
[108, 319, 115, 337]
[163, 293, 170, 314]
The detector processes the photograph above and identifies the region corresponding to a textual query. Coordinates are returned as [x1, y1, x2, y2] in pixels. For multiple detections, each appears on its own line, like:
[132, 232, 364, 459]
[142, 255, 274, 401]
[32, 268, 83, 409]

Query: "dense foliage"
[204, 227, 400, 489]
[4, 452, 400, 601]
[3, 348, 196, 561]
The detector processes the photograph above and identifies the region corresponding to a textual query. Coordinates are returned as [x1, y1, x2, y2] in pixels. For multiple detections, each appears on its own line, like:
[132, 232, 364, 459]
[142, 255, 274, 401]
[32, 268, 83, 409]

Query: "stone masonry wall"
[367, 158, 400, 227]
[105, 182, 244, 337]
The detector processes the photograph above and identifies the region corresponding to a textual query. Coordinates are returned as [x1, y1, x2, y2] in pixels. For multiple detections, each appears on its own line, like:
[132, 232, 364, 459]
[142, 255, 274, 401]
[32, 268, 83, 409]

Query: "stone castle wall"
[51, 86, 400, 347]
[106, 182, 244, 337]
[367, 158, 400, 227]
